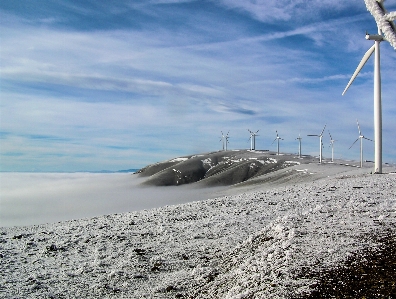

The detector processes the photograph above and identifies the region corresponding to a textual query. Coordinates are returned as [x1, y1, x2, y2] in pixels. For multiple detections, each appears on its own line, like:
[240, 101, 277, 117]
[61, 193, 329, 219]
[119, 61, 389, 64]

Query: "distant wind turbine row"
[219, 121, 372, 168]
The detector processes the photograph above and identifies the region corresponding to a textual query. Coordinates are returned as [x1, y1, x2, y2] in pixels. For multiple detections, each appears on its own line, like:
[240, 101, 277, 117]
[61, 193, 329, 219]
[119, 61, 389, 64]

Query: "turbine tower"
[308, 124, 326, 164]
[272, 131, 283, 155]
[342, 0, 396, 173]
[248, 129, 259, 150]
[328, 131, 336, 163]
[296, 133, 302, 158]
[349, 120, 373, 168]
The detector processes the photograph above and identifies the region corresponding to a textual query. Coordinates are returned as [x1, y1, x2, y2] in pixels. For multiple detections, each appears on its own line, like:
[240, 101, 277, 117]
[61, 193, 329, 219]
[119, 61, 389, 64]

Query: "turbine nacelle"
[366, 33, 384, 41]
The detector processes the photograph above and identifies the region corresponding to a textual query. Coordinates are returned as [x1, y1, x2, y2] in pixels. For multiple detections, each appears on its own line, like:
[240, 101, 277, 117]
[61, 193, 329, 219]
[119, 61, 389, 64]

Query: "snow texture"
[365, 0, 396, 50]
[385, 11, 396, 21]
[1, 173, 395, 298]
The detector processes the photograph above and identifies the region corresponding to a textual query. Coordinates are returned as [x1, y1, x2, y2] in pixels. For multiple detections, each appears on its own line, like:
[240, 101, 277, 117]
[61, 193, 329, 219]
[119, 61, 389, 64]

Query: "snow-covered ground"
[1, 172, 395, 298]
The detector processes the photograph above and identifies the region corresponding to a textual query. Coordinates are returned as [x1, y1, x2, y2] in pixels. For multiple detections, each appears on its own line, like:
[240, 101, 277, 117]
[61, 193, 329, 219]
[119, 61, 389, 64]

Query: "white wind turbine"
[248, 129, 259, 150]
[342, 0, 396, 173]
[328, 131, 337, 163]
[220, 131, 229, 151]
[349, 120, 373, 168]
[296, 133, 303, 158]
[308, 124, 326, 164]
[272, 131, 283, 155]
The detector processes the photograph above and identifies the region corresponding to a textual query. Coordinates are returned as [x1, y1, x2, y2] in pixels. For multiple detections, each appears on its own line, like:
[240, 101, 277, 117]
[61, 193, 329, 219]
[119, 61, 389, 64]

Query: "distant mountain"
[116, 169, 139, 173]
[84, 169, 139, 173]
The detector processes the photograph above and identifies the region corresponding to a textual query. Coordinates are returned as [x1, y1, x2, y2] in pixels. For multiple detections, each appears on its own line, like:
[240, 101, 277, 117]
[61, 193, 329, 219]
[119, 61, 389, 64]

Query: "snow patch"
[285, 161, 300, 165]
[266, 158, 277, 164]
[170, 157, 189, 162]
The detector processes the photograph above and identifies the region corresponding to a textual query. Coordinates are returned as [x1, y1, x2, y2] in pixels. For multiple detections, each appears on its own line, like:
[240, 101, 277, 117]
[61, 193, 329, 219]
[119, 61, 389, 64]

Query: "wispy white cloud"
[216, 0, 363, 22]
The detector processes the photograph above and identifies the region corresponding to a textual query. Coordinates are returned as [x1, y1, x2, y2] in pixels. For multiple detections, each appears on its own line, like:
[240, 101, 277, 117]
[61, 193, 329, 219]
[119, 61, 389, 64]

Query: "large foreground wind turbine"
[342, 0, 396, 173]
[349, 120, 373, 168]
[272, 131, 283, 155]
[248, 129, 259, 150]
[308, 125, 326, 163]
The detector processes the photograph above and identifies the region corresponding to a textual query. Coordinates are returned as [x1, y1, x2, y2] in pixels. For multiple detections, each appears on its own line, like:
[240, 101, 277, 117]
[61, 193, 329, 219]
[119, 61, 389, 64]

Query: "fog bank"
[0, 173, 224, 227]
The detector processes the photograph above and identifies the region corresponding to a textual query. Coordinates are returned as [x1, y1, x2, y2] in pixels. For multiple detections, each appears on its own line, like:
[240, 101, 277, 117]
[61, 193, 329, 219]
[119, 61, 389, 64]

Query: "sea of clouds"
[0, 172, 224, 227]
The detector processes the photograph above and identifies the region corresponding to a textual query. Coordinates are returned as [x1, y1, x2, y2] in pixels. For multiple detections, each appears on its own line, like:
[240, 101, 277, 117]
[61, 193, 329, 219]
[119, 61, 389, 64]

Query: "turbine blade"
[364, 137, 373, 142]
[307, 134, 319, 137]
[356, 119, 362, 136]
[320, 124, 326, 136]
[349, 138, 359, 149]
[328, 131, 333, 140]
[342, 44, 375, 95]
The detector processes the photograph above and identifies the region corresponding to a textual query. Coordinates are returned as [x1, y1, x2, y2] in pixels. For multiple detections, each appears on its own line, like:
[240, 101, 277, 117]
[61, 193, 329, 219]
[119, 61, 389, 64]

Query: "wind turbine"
[308, 124, 326, 163]
[272, 131, 283, 155]
[296, 133, 302, 158]
[342, 0, 396, 173]
[328, 131, 336, 163]
[248, 129, 259, 150]
[220, 131, 229, 151]
[349, 120, 373, 168]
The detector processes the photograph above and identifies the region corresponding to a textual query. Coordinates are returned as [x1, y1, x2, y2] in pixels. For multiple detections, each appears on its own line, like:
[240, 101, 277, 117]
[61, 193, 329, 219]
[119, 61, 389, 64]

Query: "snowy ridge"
[138, 150, 298, 187]
[1, 173, 395, 298]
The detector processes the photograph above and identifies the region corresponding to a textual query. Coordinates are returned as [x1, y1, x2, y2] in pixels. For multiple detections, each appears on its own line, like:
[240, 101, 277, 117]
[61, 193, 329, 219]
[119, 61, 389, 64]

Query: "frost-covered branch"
[385, 11, 396, 22]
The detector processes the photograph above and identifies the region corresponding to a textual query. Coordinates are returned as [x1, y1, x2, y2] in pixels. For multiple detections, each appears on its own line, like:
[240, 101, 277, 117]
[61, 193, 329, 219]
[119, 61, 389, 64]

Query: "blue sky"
[1, 0, 395, 172]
